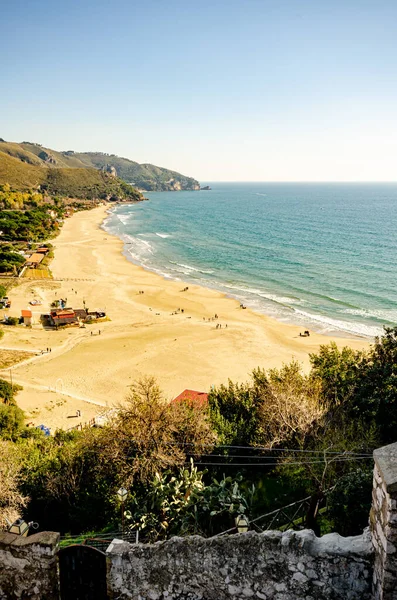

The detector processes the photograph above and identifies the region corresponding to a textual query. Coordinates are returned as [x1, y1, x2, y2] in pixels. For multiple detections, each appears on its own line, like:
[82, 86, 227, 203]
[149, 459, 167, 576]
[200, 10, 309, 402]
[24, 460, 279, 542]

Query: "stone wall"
[371, 442, 397, 600]
[106, 528, 373, 600]
[0, 531, 59, 600]
[3, 442, 397, 599]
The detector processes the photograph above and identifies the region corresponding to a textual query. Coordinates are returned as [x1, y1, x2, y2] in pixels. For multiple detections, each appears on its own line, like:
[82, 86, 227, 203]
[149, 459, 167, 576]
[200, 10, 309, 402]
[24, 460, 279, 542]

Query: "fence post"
[371, 442, 397, 599]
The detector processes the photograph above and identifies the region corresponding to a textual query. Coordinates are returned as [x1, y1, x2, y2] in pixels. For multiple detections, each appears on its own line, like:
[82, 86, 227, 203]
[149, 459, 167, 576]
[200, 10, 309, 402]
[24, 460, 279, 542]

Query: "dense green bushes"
[0, 208, 61, 241]
[0, 246, 25, 273]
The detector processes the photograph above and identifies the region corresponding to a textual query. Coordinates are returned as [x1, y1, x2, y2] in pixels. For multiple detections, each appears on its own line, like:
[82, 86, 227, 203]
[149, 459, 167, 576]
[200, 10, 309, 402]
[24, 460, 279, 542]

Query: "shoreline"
[1, 205, 369, 430]
[102, 204, 372, 342]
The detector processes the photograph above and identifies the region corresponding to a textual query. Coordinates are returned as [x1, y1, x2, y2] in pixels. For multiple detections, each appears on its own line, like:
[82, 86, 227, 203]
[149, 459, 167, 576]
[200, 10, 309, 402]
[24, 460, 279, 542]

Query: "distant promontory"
[0, 140, 200, 193]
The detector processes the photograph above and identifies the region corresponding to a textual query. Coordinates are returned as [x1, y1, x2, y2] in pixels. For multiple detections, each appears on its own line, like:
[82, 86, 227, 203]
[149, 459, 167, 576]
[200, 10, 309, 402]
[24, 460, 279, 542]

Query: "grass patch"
[23, 268, 52, 279]
[0, 350, 32, 369]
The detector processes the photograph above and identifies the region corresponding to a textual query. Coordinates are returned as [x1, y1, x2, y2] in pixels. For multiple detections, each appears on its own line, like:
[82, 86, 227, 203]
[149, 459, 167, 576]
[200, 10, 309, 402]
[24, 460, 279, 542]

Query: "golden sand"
[0, 205, 368, 430]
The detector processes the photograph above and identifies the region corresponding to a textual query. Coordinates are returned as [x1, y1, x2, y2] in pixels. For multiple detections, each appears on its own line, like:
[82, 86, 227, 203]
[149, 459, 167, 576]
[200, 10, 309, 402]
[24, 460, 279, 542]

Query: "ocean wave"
[123, 235, 154, 255]
[342, 307, 397, 323]
[116, 214, 131, 225]
[220, 283, 300, 306]
[169, 261, 214, 275]
[293, 309, 383, 338]
[156, 233, 171, 238]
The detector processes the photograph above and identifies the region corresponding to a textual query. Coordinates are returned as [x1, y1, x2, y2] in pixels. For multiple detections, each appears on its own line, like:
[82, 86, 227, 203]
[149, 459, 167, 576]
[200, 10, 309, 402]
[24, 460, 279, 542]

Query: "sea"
[102, 182, 397, 339]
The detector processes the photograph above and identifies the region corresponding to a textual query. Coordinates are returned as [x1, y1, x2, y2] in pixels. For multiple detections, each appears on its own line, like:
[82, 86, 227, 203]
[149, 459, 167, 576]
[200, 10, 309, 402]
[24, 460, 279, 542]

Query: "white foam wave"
[255, 193, 267, 197]
[116, 214, 131, 225]
[294, 309, 382, 338]
[342, 307, 397, 322]
[156, 233, 171, 238]
[123, 236, 154, 256]
[170, 262, 214, 275]
[220, 283, 300, 306]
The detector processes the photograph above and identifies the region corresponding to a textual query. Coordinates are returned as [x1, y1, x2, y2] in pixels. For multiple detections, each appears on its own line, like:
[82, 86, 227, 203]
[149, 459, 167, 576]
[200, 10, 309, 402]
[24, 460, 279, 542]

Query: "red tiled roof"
[173, 389, 208, 405]
[21, 310, 32, 317]
[51, 309, 75, 317]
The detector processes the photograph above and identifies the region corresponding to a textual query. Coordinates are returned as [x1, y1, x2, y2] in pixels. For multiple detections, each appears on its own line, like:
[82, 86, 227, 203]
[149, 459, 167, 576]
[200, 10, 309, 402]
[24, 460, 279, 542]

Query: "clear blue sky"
[2, 0, 397, 181]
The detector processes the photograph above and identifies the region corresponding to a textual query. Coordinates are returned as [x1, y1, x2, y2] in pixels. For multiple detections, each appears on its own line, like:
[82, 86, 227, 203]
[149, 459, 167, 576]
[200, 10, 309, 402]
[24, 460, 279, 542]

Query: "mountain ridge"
[0, 146, 144, 202]
[0, 140, 200, 192]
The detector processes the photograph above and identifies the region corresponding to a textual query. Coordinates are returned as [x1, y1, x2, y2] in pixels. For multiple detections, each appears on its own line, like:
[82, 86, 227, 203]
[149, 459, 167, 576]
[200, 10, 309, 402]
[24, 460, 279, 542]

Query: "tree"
[276, 416, 378, 532]
[352, 327, 397, 442]
[0, 378, 22, 405]
[111, 376, 216, 484]
[19, 377, 217, 533]
[310, 342, 365, 408]
[253, 362, 325, 448]
[208, 380, 263, 446]
[327, 467, 373, 536]
[0, 404, 25, 440]
[209, 363, 325, 450]
[0, 441, 27, 529]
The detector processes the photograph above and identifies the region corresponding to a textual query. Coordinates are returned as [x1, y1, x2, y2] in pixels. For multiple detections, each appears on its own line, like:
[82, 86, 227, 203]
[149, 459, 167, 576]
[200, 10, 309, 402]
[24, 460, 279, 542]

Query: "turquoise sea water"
[103, 183, 397, 339]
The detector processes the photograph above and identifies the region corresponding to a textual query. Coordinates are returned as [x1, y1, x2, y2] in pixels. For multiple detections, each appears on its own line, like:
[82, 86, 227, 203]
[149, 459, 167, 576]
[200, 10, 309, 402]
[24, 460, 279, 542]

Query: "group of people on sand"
[201, 314, 228, 329]
[299, 330, 310, 337]
[138, 290, 145, 295]
[181, 287, 189, 292]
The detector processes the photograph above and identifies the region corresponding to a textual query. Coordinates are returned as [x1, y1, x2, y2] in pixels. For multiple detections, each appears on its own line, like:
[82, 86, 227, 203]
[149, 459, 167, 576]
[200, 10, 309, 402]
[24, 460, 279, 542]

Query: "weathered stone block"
[0, 531, 59, 600]
[106, 529, 373, 600]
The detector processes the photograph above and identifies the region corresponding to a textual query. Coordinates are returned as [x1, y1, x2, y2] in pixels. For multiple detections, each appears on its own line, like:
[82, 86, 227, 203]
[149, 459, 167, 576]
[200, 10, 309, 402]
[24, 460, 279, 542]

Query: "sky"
[2, 0, 397, 181]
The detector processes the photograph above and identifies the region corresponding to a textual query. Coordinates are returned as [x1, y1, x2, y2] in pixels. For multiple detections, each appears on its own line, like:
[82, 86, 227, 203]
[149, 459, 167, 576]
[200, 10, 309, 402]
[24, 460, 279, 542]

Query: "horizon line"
[199, 180, 397, 184]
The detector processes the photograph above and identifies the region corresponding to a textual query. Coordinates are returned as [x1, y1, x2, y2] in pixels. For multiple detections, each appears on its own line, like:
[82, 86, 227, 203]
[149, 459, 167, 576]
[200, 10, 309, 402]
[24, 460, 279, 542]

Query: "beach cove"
[1, 205, 369, 430]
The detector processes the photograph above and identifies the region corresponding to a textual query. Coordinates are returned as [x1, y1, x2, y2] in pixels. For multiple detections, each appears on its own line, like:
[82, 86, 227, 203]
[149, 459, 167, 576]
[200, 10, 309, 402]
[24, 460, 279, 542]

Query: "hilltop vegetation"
[0, 149, 144, 201]
[0, 140, 200, 192]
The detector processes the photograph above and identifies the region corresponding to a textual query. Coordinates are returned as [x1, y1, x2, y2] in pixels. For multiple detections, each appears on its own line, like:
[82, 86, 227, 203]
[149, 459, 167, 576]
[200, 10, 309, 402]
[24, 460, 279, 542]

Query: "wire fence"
[60, 529, 140, 550]
[216, 488, 335, 537]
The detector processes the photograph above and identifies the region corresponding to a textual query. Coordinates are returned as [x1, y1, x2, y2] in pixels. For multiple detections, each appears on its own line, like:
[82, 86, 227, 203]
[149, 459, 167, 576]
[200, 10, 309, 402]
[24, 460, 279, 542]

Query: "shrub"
[0, 404, 25, 440]
[6, 317, 18, 326]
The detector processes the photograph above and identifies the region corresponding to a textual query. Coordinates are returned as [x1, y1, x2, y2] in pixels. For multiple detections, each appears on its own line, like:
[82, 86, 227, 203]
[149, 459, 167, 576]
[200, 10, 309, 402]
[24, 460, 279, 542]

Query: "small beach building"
[49, 308, 78, 328]
[25, 253, 44, 268]
[172, 389, 208, 407]
[21, 309, 32, 326]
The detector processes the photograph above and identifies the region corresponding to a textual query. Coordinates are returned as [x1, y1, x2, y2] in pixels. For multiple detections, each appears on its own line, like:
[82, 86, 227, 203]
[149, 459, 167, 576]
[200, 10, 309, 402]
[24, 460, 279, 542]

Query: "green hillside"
[0, 140, 200, 191]
[66, 152, 201, 191]
[0, 149, 144, 202]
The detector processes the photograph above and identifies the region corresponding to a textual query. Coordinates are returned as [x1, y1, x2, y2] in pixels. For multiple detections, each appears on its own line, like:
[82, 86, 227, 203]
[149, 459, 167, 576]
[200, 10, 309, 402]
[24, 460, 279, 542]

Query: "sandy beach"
[0, 205, 369, 430]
